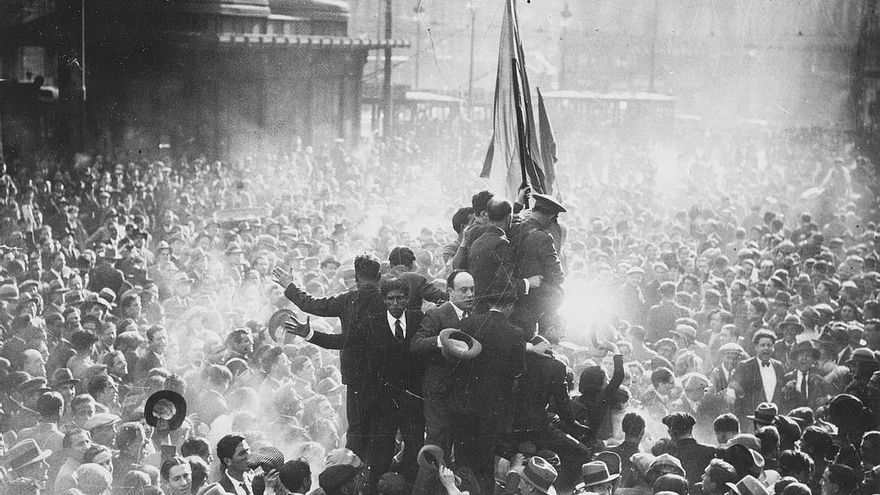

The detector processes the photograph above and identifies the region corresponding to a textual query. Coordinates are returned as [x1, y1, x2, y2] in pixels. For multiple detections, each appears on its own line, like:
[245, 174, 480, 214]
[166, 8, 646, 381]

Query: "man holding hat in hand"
[449, 290, 526, 494]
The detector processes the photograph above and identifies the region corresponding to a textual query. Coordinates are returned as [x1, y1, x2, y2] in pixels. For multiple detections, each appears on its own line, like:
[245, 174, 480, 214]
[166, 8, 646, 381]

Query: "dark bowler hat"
[531, 193, 567, 214]
[748, 402, 778, 425]
[144, 390, 187, 431]
[662, 412, 696, 432]
[439, 329, 482, 361]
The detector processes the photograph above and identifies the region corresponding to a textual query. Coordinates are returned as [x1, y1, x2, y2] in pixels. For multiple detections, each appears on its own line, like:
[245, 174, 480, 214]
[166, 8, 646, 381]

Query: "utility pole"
[468, 2, 476, 103]
[649, 0, 658, 92]
[382, 0, 393, 141]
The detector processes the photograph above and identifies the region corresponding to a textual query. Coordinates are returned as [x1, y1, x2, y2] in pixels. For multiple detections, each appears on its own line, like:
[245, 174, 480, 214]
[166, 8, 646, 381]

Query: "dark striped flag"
[480, 0, 554, 200]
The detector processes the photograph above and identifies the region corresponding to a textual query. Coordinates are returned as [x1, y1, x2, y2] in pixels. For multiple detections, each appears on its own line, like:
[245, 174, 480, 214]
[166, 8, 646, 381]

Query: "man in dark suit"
[781, 341, 831, 411]
[509, 193, 566, 337]
[132, 325, 167, 385]
[273, 254, 386, 459]
[448, 291, 526, 494]
[645, 281, 692, 342]
[287, 278, 425, 486]
[662, 412, 716, 487]
[728, 330, 786, 428]
[385, 246, 447, 312]
[410, 269, 475, 455]
[216, 434, 253, 495]
[467, 199, 542, 313]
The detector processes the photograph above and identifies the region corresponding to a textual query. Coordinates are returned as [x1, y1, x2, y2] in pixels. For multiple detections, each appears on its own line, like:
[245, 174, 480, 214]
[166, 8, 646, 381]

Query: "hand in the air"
[272, 266, 295, 288]
[283, 314, 311, 338]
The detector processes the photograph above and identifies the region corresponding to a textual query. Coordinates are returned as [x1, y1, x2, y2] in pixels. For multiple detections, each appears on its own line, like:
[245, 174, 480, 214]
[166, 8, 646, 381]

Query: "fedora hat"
[5, 438, 51, 471]
[515, 456, 558, 495]
[789, 341, 820, 360]
[748, 402, 778, 425]
[144, 390, 187, 431]
[779, 315, 804, 333]
[439, 329, 482, 361]
[581, 460, 619, 487]
[267, 309, 297, 343]
[50, 368, 80, 388]
[594, 452, 621, 476]
[846, 347, 878, 367]
[417, 444, 447, 472]
[727, 475, 770, 495]
[812, 332, 837, 347]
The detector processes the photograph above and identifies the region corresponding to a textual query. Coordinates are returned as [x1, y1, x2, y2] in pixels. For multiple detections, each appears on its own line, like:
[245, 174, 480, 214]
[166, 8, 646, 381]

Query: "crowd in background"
[0, 121, 875, 495]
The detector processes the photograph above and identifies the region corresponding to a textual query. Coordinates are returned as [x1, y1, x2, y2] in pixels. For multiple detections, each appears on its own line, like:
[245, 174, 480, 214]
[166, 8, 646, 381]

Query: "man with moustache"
[727, 330, 786, 428]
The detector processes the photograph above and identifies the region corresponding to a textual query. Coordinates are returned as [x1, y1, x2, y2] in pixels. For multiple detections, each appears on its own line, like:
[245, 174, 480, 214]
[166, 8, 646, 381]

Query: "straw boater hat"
[726, 475, 770, 495]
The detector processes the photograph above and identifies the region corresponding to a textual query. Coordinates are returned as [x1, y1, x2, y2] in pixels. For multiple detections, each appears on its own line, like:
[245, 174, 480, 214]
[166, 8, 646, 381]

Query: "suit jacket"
[510, 217, 564, 287]
[384, 266, 447, 312]
[729, 357, 785, 416]
[410, 301, 464, 395]
[312, 310, 424, 397]
[219, 471, 253, 495]
[449, 311, 526, 416]
[674, 438, 717, 487]
[781, 369, 831, 410]
[467, 226, 525, 301]
[284, 283, 384, 386]
[645, 300, 691, 342]
[509, 218, 565, 323]
[133, 351, 165, 385]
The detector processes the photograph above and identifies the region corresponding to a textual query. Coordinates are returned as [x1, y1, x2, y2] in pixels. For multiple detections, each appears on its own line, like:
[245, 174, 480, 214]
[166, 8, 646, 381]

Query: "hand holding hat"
[283, 314, 311, 338]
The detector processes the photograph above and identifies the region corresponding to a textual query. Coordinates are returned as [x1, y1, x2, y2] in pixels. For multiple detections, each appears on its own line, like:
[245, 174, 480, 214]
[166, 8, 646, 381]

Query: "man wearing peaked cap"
[775, 314, 804, 370]
[509, 193, 566, 338]
[662, 411, 716, 486]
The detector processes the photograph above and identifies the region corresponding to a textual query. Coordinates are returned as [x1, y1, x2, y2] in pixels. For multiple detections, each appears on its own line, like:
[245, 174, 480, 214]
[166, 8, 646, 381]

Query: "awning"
[216, 33, 410, 49]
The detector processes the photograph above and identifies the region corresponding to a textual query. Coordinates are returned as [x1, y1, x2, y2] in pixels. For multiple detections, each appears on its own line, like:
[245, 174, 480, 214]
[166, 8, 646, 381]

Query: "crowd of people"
[0, 121, 875, 495]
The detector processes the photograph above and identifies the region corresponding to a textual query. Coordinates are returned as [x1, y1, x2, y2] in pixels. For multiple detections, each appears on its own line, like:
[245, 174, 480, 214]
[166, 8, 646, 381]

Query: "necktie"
[761, 361, 770, 368]
[800, 372, 808, 398]
[462, 310, 469, 320]
[395, 319, 404, 341]
[241, 482, 251, 495]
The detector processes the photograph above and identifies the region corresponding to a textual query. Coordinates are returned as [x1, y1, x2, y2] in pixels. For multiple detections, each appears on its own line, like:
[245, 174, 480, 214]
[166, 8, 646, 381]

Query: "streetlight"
[413, 4, 426, 88]
[559, 1, 572, 90]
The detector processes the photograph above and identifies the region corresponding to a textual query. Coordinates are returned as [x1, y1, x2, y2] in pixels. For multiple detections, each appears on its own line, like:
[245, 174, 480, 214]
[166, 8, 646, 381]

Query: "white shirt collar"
[387, 311, 406, 336]
[450, 302, 465, 320]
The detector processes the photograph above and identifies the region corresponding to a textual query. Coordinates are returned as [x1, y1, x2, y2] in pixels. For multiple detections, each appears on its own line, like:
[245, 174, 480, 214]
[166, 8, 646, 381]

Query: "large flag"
[480, 0, 552, 201]
[536, 87, 558, 196]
